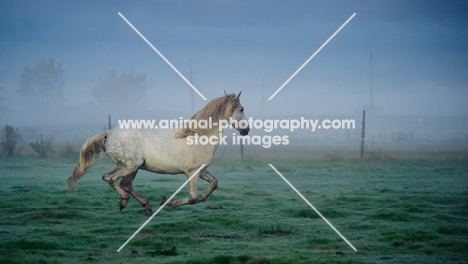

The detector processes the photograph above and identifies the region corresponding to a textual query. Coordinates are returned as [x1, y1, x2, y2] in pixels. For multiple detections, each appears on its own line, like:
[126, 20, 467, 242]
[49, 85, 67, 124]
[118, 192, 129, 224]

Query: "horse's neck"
[194, 112, 228, 135]
[204, 124, 226, 138]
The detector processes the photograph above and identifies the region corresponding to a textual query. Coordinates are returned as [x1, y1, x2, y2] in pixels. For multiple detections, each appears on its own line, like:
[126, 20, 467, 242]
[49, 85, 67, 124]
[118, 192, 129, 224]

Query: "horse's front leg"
[195, 170, 218, 203]
[160, 170, 200, 207]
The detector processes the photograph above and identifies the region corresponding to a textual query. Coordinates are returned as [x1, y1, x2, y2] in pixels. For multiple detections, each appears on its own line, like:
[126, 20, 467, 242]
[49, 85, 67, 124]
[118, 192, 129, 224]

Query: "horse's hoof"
[118, 199, 129, 211]
[141, 203, 152, 215]
[159, 196, 167, 205]
[195, 196, 205, 203]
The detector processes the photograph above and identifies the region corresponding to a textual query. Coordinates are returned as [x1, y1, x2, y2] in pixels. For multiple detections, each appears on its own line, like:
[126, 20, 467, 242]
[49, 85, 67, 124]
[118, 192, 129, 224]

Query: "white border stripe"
[268, 164, 357, 251]
[117, 164, 206, 252]
[118, 12, 207, 100]
[268, 13, 356, 100]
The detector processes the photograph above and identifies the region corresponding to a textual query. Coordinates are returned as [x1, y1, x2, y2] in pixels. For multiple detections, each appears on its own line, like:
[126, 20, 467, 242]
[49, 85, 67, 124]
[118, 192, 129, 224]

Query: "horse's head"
[225, 91, 250, 136]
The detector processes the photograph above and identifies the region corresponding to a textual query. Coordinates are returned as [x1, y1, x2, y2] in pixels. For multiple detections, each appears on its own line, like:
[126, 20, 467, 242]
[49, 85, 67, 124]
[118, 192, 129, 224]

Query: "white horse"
[67, 92, 249, 214]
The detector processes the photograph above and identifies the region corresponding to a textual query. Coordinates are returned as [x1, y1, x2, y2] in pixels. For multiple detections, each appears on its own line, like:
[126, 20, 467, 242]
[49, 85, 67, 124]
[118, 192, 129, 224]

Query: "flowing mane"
[175, 93, 241, 138]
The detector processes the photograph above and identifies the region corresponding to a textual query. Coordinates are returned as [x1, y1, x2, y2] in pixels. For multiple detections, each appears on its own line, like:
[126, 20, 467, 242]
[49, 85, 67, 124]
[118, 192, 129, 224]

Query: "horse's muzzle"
[239, 127, 250, 136]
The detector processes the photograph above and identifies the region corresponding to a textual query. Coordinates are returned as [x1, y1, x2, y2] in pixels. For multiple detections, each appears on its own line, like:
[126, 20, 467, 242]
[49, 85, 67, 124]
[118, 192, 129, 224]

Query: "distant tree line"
[19, 57, 64, 108]
[92, 70, 148, 108]
[1, 57, 149, 157]
[1, 125, 54, 158]
[18, 57, 148, 109]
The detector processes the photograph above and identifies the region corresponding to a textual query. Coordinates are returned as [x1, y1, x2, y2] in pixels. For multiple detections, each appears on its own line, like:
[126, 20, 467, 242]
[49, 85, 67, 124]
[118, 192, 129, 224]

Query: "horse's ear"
[224, 90, 228, 96]
[237, 91, 242, 98]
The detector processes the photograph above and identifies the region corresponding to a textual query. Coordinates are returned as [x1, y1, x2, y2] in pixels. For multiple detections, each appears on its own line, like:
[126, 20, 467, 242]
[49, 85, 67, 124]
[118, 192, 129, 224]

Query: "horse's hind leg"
[130, 189, 152, 215]
[196, 170, 218, 203]
[118, 171, 136, 211]
[119, 171, 152, 215]
[102, 164, 139, 211]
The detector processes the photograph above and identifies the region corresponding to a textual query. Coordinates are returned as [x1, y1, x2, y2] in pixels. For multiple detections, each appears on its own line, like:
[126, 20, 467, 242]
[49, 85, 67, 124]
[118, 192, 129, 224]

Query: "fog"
[1, 1, 467, 153]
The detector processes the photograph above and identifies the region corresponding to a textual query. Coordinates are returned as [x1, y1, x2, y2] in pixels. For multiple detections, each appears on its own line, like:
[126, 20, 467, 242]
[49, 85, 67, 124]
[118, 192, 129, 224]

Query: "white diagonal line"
[117, 164, 206, 252]
[118, 12, 207, 100]
[268, 164, 357, 251]
[268, 13, 356, 100]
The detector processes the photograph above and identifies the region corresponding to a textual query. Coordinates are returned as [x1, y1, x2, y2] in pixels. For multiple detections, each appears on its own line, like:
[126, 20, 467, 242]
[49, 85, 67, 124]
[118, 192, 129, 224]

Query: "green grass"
[0, 156, 467, 263]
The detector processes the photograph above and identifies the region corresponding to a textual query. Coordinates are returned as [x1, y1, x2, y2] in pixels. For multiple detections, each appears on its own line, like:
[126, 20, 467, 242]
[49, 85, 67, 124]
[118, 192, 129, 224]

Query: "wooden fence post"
[240, 142, 244, 162]
[360, 110, 366, 159]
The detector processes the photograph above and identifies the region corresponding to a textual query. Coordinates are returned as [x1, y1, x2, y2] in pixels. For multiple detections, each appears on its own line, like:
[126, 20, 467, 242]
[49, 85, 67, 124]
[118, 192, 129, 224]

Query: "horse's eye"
[240, 108, 244, 112]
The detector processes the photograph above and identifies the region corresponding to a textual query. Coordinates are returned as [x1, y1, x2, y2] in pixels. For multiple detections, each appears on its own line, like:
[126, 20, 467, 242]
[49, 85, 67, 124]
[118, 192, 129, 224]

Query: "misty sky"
[1, 0, 467, 126]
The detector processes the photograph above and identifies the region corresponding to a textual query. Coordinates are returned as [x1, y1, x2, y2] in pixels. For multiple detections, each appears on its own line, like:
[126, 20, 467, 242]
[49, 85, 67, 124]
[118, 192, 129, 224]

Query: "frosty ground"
[0, 152, 467, 263]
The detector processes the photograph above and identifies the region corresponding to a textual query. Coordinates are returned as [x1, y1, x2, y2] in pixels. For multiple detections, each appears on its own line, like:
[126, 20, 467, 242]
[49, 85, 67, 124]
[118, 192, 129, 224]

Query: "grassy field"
[0, 154, 467, 263]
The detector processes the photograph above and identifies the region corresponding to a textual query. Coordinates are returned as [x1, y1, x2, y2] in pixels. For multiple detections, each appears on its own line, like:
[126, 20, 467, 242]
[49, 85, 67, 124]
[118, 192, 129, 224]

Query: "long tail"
[67, 131, 108, 192]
